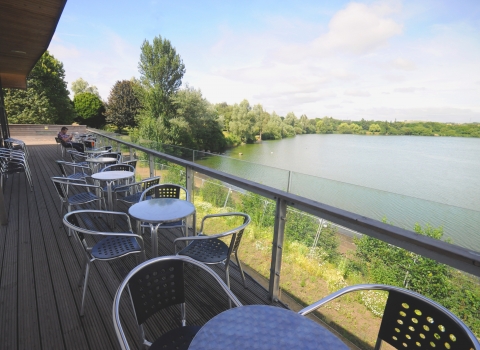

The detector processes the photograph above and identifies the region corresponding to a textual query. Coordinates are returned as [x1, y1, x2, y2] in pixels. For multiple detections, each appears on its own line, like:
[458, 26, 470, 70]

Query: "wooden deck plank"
[32, 144, 112, 350]
[17, 164, 41, 350]
[0, 174, 20, 349]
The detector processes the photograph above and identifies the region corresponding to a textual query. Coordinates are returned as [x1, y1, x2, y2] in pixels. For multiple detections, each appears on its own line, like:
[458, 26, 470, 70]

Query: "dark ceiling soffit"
[9, 0, 68, 90]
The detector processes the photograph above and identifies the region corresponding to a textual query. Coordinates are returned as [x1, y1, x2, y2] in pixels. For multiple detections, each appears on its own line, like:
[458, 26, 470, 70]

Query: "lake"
[196, 134, 480, 251]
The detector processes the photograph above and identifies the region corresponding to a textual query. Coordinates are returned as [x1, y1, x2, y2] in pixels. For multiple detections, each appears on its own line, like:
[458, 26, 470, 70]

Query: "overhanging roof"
[0, 0, 67, 89]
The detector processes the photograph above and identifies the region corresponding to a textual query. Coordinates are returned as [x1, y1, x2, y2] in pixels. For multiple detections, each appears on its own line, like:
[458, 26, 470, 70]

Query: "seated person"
[58, 127, 85, 153]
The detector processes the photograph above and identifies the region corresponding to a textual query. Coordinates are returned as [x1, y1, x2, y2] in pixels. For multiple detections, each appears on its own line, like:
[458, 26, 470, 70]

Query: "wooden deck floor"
[0, 143, 285, 349]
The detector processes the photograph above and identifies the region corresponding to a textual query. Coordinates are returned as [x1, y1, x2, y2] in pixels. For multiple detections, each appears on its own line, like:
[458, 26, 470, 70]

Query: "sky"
[49, 0, 480, 123]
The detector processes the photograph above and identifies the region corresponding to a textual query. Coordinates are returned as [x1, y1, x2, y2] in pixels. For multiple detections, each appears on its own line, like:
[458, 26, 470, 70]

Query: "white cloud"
[393, 87, 425, 93]
[312, 1, 403, 55]
[49, 30, 139, 100]
[344, 89, 371, 97]
[392, 58, 416, 70]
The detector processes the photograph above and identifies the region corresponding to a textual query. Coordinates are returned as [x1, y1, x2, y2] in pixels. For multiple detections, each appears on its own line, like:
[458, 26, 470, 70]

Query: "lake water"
[196, 135, 480, 251]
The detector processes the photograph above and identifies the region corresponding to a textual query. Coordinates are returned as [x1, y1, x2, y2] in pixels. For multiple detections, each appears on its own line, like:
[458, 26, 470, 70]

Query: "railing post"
[286, 170, 292, 193]
[186, 165, 195, 234]
[149, 154, 155, 177]
[268, 198, 287, 302]
[129, 147, 134, 160]
[186, 166, 194, 203]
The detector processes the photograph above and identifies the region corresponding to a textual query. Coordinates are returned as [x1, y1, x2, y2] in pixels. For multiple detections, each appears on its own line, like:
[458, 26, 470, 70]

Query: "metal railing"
[88, 129, 480, 302]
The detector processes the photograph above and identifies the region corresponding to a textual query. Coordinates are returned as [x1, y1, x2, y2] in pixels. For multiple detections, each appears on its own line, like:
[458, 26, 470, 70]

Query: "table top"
[85, 149, 108, 154]
[91, 171, 134, 181]
[128, 198, 195, 223]
[188, 305, 349, 350]
[86, 157, 118, 163]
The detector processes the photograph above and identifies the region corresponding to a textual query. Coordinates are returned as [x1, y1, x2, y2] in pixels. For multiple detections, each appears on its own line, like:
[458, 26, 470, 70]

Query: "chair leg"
[235, 252, 247, 288]
[180, 303, 186, 326]
[80, 262, 91, 316]
[374, 338, 383, 350]
[225, 264, 232, 309]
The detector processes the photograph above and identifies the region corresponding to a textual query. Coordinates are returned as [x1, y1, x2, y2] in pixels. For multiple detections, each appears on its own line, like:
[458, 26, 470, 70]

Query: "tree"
[138, 35, 185, 127]
[4, 89, 55, 124]
[229, 99, 256, 143]
[262, 112, 283, 140]
[4, 50, 74, 124]
[215, 102, 233, 131]
[316, 117, 335, 134]
[284, 112, 297, 127]
[369, 123, 381, 133]
[73, 92, 105, 128]
[337, 122, 352, 134]
[71, 78, 100, 97]
[172, 87, 226, 152]
[104, 80, 142, 131]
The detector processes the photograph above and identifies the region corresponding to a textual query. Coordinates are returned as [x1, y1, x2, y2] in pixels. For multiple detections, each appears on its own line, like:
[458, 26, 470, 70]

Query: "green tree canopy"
[104, 80, 142, 131]
[71, 78, 100, 97]
[4, 50, 74, 124]
[138, 35, 185, 127]
[369, 123, 381, 133]
[73, 92, 105, 128]
[172, 87, 226, 152]
[229, 99, 257, 143]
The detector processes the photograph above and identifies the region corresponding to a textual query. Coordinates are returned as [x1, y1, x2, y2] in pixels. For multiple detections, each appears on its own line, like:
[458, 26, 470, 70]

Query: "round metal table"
[85, 149, 110, 157]
[129, 198, 196, 257]
[86, 156, 118, 171]
[91, 171, 135, 212]
[188, 305, 349, 350]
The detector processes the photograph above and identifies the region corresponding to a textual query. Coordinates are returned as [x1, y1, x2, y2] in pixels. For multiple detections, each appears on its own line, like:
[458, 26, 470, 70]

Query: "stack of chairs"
[0, 141, 33, 191]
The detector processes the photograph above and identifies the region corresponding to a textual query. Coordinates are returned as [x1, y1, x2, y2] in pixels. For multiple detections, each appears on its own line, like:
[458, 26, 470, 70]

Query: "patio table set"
[51, 143, 480, 350]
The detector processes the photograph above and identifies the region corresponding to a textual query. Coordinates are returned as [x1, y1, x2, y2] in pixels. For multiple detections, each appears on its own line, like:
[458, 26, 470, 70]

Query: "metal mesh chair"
[113, 255, 242, 350]
[55, 160, 91, 181]
[51, 177, 106, 221]
[55, 137, 62, 154]
[139, 183, 191, 237]
[298, 284, 480, 350]
[63, 210, 145, 316]
[114, 176, 161, 210]
[67, 150, 88, 166]
[175, 212, 251, 290]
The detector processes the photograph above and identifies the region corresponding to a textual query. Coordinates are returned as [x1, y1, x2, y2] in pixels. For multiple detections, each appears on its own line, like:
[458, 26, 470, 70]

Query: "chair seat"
[150, 326, 202, 350]
[117, 192, 150, 204]
[91, 235, 141, 259]
[178, 238, 229, 264]
[67, 172, 87, 180]
[68, 192, 99, 205]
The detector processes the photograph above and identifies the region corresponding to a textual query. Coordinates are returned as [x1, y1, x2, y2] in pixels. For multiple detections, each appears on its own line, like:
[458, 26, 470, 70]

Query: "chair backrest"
[200, 213, 251, 255]
[98, 152, 121, 160]
[55, 137, 61, 144]
[68, 150, 87, 163]
[297, 284, 480, 350]
[124, 159, 137, 169]
[51, 177, 69, 201]
[378, 289, 476, 350]
[101, 164, 135, 172]
[140, 183, 188, 202]
[113, 255, 243, 349]
[55, 160, 68, 177]
[137, 177, 161, 198]
[84, 140, 95, 149]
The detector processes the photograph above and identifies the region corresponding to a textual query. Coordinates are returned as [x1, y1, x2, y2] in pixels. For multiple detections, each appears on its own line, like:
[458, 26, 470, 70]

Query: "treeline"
[4, 37, 479, 154]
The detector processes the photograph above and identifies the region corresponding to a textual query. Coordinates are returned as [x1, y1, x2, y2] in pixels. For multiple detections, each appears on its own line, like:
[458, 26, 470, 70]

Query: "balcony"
[1, 132, 479, 349]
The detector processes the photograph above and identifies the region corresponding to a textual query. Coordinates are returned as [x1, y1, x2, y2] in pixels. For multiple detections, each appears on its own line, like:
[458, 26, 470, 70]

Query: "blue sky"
[50, 0, 480, 122]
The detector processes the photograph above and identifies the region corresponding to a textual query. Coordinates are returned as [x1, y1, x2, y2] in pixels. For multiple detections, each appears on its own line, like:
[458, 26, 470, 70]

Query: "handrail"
[88, 129, 480, 281]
